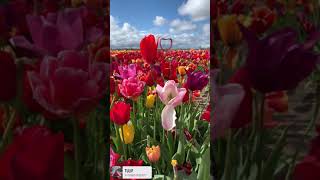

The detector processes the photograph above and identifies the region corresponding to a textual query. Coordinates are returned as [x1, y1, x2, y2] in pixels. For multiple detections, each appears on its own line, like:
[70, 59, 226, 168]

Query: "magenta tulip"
[28, 50, 107, 117]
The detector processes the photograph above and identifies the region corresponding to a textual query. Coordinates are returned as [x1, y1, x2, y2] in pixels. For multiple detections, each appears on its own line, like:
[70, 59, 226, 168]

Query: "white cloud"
[110, 15, 148, 49]
[110, 15, 209, 49]
[203, 23, 210, 36]
[178, 0, 210, 21]
[153, 16, 167, 26]
[169, 32, 209, 49]
[169, 19, 197, 33]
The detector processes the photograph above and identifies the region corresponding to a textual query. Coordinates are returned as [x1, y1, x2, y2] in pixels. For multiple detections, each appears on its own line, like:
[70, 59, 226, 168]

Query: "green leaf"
[247, 164, 258, 180]
[197, 147, 210, 180]
[261, 126, 289, 179]
[153, 174, 173, 180]
[172, 132, 185, 164]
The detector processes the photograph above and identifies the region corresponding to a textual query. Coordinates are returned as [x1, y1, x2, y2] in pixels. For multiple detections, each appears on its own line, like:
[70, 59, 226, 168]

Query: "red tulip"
[201, 104, 211, 122]
[249, 6, 276, 34]
[293, 156, 320, 180]
[160, 60, 178, 81]
[0, 126, 64, 180]
[266, 91, 288, 112]
[110, 77, 116, 94]
[0, 51, 17, 102]
[110, 101, 131, 125]
[140, 34, 158, 64]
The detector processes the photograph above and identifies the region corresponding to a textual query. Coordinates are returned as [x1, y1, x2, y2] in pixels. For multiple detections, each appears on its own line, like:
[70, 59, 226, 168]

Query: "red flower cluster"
[0, 126, 64, 180]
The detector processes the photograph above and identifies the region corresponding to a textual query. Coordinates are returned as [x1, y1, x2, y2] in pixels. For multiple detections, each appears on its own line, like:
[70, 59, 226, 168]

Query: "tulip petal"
[57, 8, 83, 50]
[168, 88, 186, 107]
[156, 80, 179, 104]
[40, 56, 58, 80]
[9, 36, 45, 56]
[212, 83, 245, 140]
[58, 50, 89, 71]
[86, 27, 103, 43]
[26, 15, 43, 47]
[161, 105, 176, 131]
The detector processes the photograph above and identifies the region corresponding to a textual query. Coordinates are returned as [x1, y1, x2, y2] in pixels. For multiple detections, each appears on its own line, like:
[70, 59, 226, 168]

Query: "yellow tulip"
[218, 15, 242, 46]
[171, 159, 178, 167]
[145, 145, 161, 163]
[119, 121, 135, 144]
[145, 94, 156, 108]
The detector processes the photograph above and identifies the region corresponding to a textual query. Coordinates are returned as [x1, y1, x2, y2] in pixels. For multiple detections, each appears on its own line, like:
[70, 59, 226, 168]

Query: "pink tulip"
[156, 80, 186, 130]
[211, 69, 245, 140]
[119, 77, 145, 100]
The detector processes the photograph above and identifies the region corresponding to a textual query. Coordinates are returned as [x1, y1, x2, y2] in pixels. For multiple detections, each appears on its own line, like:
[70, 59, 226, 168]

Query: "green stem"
[0, 109, 16, 152]
[305, 79, 320, 136]
[153, 108, 156, 140]
[132, 101, 137, 130]
[259, 93, 265, 132]
[223, 130, 232, 180]
[73, 118, 80, 180]
[121, 126, 128, 160]
[114, 124, 125, 158]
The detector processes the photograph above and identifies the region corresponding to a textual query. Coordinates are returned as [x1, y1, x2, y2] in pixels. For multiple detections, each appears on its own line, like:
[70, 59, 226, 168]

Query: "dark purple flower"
[10, 6, 103, 57]
[186, 71, 209, 91]
[27, 50, 108, 117]
[240, 26, 320, 93]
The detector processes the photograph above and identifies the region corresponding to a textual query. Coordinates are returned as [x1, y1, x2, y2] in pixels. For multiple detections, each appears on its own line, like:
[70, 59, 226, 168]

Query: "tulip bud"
[183, 128, 193, 141]
[171, 159, 178, 167]
[145, 94, 156, 108]
[218, 15, 242, 46]
[183, 161, 192, 175]
[178, 66, 186, 76]
[145, 145, 161, 163]
[119, 121, 135, 144]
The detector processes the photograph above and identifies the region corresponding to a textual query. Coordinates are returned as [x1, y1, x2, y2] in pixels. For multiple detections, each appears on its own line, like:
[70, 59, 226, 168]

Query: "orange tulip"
[145, 145, 161, 163]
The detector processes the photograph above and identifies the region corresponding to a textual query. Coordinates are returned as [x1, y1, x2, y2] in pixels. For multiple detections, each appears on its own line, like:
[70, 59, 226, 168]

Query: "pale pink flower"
[156, 80, 186, 130]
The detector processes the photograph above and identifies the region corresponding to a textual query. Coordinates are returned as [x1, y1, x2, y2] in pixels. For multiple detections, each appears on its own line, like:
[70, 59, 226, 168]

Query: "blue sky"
[110, 0, 210, 49]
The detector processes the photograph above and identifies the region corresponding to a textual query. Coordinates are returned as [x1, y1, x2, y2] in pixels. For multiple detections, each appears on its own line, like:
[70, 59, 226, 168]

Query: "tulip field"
[110, 35, 210, 179]
[212, 0, 320, 180]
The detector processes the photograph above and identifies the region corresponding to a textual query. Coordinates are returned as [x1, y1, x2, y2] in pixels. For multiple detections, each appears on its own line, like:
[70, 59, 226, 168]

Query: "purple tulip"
[27, 50, 107, 117]
[240, 25, 320, 93]
[118, 64, 137, 79]
[10, 6, 103, 57]
[186, 71, 209, 91]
